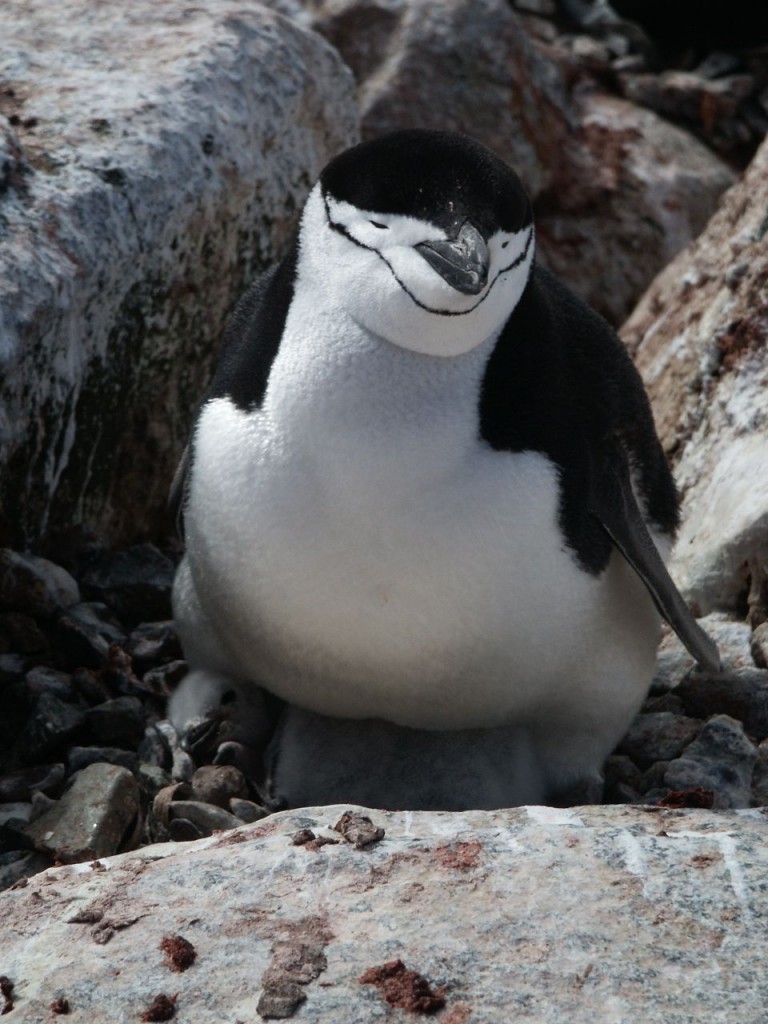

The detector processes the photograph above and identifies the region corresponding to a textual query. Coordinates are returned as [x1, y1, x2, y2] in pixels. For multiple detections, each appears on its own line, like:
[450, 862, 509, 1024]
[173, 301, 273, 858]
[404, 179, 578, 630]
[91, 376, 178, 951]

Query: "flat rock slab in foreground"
[3, 805, 768, 1022]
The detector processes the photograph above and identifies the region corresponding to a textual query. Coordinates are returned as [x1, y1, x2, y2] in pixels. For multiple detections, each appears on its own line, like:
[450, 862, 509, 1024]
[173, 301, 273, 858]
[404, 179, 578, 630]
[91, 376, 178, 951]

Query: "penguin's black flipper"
[593, 445, 721, 674]
[169, 444, 191, 541]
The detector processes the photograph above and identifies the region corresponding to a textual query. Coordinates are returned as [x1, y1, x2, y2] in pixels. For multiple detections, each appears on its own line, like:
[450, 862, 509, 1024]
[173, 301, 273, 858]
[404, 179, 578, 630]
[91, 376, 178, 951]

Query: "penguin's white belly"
[182, 395, 660, 730]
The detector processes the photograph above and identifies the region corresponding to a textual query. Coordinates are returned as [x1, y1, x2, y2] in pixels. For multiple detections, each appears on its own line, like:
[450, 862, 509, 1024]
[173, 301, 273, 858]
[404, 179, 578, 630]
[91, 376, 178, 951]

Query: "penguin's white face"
[296, 132, 536, 358]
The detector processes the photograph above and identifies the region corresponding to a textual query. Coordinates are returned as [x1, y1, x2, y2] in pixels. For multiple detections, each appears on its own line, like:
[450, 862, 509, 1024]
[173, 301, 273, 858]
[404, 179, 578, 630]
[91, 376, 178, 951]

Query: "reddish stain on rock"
[140, 993, 177, 1021]
[359, 959, 445, 1013]
[50, 997, 71, 1014]
[659, 787, 715, 808]
[432, 840, 483, 871]
[160, 934, 196, 973]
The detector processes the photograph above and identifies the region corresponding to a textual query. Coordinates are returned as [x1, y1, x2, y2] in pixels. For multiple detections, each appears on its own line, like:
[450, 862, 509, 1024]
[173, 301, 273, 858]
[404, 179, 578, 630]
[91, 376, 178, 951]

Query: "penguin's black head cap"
[320, 129, 532, 240]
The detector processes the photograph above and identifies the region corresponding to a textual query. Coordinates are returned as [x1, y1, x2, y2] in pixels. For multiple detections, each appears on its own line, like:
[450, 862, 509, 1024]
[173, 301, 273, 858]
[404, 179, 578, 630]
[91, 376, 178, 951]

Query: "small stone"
[333, 811, 385, 849]
[24, 666, 76, 702]
[138, 764, 172, 802]
[85, 695, 146, 748]
[141, 660, 188, 696]
[641, 691, 684, 715]
[168, 818, 204, 842]
[0, 849, 52, 892]
[0, 763, 65, 801]
[80, 544, 175, 625]
[67, 745, 139, 774]
[639, 760, 671, 795]
[168, 800, 243, 836]
[29, 789, 58, 822]
[752, 623, 768, 669]
[617, 713, 701, 767]
[675, 669, 768, 740]
[663, 715, 758, 809]
[22, 762, 140, 862]
[125, 621, 182, 669]
[751, 741, 768, 806]
[0, 802, 32, 827]
[191, 765, 248, 809]
[602, 754, 643, 797]
[155, 720, 196, 781]
[138, 725, 173, 771]
[54, 603, 126, 669]
[0, 611, 49, 654]
[70, 667, 112, 705]
[229, 797, 268, 823]
[0, 653, 27, 683]
[257, 980, 306, 1019]
[152, 782, 193, 832]
[16, 692, 87, 763]
[0, 549, 80, 619]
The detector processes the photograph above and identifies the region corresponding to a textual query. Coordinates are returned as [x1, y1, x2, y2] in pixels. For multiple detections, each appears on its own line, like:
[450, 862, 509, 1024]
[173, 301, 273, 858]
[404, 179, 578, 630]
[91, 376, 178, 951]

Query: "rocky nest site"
[1, 542, 767, 893]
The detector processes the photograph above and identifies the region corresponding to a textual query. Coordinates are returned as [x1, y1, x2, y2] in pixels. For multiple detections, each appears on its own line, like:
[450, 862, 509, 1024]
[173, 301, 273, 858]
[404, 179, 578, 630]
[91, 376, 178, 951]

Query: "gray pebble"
[168, 817, 204, 842]
[168, 800, 243, 836]
[85, 695, 146, 748]
[155, 719, 195, 781]
[618, 712, 701, 767]
[752, 623, 768, 670]
[141, 659, 188, 696]
[16, 691, 87, 763]
[0, 611, 49, 653]
[229, 797, 269, 823]
[54, 602, 125, 669]
[67, 746, 139, 774]
[80, 543, 174, 625]
[0, 548, 80, 619]
[24, 666, 76, 701]
[0, 849, 53, 893]
[664, 714, 758, 809]
[125, 620, 182, 668]
[675, 669, 768, 740]
[191, 764, 249, 808]
[0, 652, 27, 683]
[0, 763, 65, 802]
[0, 802, 33, 826]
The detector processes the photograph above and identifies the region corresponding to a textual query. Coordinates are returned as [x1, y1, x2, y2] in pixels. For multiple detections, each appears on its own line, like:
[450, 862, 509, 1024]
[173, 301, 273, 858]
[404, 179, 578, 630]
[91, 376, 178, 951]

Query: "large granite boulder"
[622, 133, 768, 623]
[2, 804, 767, 1021]
[0, 0, 358, 551]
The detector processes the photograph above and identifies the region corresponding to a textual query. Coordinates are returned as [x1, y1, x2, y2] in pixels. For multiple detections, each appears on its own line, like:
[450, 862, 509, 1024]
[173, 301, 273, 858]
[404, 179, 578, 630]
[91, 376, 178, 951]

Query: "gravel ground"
[2, 543, 767, 892]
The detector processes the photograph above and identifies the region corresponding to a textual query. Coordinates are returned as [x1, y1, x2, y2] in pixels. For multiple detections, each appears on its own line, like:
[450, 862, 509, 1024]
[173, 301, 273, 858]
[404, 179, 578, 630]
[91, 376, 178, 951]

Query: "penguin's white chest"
[183, 311, 658, 729]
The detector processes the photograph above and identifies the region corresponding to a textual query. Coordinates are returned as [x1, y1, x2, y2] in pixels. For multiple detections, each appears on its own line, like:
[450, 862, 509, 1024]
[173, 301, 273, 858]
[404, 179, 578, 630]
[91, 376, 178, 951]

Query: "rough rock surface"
[2, 804, 768, 1022]
[622, 133, 768, 620]
[0, 0, 358, 550]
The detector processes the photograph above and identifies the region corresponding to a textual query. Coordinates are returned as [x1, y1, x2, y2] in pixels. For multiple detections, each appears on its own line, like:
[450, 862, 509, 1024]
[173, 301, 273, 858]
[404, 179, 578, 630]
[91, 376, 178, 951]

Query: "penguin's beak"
[414, 221, 490, 295]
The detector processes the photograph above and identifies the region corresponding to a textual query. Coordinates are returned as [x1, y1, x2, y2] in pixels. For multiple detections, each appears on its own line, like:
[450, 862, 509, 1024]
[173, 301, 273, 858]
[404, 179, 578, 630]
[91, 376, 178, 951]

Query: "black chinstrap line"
[323, 193, 533, 318]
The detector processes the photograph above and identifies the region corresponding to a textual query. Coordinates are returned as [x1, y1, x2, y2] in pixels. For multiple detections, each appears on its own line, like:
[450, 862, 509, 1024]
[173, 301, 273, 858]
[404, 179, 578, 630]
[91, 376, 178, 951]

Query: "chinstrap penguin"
[169, 129, 719, 810]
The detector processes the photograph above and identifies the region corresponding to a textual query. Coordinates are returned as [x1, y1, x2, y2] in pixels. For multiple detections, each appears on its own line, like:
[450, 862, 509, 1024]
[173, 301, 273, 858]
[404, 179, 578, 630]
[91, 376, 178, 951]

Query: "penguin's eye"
[501, 240, 509, 249]
[369, 220, 388, 229]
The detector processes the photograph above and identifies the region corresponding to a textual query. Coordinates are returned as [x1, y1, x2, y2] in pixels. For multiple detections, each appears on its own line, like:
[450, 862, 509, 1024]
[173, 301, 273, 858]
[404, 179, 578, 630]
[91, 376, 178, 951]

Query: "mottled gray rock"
[229, 797, 269, 823]
[618, 712, 701, 767]
[664, 715, 758, 808]
[15, 691, 87, 763]
[752, 623, 768, 669]
[54, 602, 125, 668]
[0, 0, 357, 550]
[534, 91, 735, 324]
[168, 800, 243, 836]
[623, 133, 768, 620]
[190, 765, 248, 809]
[0, 802, 32, 827]
[2, 804, 768, 1022]
[0, 549, 80, 619]
[79, 544, 174, 625]
[0, 763, 65, 802]
[66, 746, 139, 775]
[22, 762, 139, 863]
[85, 695, 145, 749]
[674, 669, 768, 741]
[125, 620, 181, 669]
